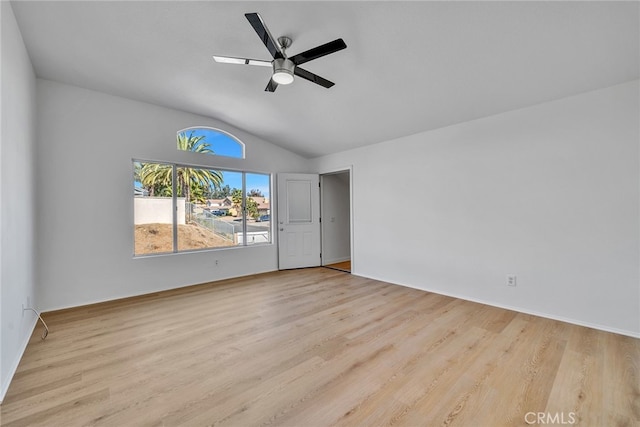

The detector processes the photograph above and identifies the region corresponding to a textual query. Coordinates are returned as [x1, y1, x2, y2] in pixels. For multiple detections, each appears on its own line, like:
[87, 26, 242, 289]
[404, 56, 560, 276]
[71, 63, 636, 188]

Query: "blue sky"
[220, 171, 270, 197]
[184, 128, 271, 197]
[185, 128, 244, 158]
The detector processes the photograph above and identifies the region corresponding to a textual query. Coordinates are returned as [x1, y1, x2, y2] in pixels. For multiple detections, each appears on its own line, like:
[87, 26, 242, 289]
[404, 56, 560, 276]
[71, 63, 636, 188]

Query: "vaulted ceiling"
[11, 1, 639, 158]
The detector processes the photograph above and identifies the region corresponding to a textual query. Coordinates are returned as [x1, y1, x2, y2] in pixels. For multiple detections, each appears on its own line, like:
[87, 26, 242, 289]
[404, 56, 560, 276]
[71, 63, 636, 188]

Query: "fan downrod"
[277, 36, 292, 52]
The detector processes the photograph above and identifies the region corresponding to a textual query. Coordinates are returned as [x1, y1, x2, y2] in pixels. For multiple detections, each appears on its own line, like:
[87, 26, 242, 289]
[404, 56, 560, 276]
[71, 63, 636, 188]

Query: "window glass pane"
[244, 173, 271, 245]
[134, 161, 175, 255]
[177, 128, 244, 159]
[134, 160, 271, 256]
[178, 167, 243, 251]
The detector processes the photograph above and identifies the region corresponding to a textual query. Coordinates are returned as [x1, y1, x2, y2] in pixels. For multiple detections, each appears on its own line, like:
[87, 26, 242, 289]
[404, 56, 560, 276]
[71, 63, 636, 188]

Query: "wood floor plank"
[1, 268, 637, 426]
[325, 261, 351, 272]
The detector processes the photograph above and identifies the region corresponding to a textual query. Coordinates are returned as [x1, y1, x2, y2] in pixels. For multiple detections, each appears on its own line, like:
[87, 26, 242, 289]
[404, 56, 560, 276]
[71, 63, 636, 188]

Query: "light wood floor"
[1, 268, 638, 426]
[325, 260, 351, 273]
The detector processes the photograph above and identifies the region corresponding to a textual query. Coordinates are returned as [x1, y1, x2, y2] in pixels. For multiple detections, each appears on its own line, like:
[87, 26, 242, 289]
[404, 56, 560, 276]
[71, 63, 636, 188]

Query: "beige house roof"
[207, 198, 233, 207]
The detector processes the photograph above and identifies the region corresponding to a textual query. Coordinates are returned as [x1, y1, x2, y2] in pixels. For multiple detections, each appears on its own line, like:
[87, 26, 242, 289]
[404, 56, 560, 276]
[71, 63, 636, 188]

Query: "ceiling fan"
[213, 13, 347, 92]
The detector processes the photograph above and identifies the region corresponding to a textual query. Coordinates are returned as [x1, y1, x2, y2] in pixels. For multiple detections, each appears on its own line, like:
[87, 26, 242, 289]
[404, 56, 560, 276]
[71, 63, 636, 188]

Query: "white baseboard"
[0, 316, 38, 403]
[41, 268, 278, 314]
[356, 272, 640, 339]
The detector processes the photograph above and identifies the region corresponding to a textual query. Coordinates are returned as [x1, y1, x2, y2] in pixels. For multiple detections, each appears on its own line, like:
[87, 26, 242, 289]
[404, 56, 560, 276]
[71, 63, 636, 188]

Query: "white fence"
[193, 212, 235, 242]
[135, 199, 269, 245]
[134, 197, 186, 225]
[237, 231, 270, 245]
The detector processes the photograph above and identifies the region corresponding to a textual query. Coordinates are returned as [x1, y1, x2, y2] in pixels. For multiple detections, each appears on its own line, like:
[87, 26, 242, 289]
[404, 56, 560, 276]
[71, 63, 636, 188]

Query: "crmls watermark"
[524, 412, 577, 425]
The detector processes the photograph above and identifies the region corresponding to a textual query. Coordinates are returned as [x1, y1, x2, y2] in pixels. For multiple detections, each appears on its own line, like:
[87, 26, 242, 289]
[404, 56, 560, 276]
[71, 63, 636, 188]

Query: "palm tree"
[138, 132, 223, 205]
[177, 131, 214, 155]
[138, 162, 171, 197]
[231, 188, 243, 217]
[175, 132, 222, 203]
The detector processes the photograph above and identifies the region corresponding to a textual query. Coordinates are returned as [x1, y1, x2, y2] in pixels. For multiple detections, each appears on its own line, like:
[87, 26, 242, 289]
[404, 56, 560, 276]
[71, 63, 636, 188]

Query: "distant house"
[207, 197, 234, 215]
[206, 196, 270, 217]
[251, 197, 270, 217]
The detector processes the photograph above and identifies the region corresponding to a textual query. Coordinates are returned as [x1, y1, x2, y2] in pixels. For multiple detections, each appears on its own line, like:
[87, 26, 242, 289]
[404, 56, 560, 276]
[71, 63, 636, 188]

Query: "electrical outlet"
[215, 259, 219, 266]
[507, 275, 517, 287]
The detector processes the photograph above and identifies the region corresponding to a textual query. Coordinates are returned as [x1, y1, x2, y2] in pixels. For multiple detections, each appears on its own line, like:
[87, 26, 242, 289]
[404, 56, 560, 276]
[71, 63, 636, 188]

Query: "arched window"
[133, 127, 270, 257]
[177, 127, 245, 159]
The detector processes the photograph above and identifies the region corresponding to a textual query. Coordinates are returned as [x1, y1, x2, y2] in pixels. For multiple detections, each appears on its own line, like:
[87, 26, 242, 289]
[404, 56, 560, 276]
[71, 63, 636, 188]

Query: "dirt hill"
[135, 223, 232, 255]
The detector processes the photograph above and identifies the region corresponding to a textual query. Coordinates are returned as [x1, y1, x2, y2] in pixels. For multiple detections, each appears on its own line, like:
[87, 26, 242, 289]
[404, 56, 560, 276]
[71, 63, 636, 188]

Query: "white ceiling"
[11, 1, 639, 158]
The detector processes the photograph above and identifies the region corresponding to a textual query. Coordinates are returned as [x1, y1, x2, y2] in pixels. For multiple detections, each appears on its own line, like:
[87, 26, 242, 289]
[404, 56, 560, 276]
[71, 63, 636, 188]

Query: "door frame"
[319, 165, 354, 272]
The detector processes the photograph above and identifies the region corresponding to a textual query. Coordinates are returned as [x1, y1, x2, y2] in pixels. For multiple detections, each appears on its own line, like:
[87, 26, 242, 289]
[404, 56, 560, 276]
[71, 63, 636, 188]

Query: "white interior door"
[277, 173, 320, 269]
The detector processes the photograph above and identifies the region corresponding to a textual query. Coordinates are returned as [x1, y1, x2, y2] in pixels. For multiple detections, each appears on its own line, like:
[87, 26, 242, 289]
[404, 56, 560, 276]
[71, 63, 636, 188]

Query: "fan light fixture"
[272, 58, 295, 85]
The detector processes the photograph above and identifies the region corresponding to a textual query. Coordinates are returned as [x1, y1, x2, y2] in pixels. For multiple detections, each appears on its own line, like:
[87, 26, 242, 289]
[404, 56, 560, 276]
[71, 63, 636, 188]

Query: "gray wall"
[312, 80, 640, 337]
[35, 79, 310, 312]
[321, 172, 351, 265]
[1, 2, 38, 401]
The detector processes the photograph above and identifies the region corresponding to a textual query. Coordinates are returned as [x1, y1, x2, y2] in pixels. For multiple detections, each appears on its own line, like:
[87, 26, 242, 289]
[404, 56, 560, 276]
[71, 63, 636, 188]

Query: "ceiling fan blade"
[290, 39, 347, 66]
[265, 79, 278, 92]
[213, 56, 272, 67]
[294, 67, 335, 88]
[245, 13, 283, 59]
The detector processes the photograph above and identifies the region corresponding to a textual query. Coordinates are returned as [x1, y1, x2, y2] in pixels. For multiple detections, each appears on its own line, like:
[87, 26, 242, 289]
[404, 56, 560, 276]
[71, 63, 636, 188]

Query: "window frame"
[133, 158, 272, 257]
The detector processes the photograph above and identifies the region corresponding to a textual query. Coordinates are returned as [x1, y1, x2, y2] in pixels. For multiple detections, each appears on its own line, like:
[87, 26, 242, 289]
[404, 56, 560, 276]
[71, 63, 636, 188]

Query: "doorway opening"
[320, 169, 352, 273]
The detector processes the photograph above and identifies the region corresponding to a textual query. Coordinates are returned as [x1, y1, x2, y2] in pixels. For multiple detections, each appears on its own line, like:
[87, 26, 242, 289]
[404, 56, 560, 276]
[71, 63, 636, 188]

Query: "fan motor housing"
[272, 58, 295, 84]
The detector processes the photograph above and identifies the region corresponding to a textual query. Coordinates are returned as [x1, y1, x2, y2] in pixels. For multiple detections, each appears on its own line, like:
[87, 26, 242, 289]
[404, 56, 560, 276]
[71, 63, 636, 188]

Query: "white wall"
[312, 80, 640, 337]
[321, 172, 351, 264]
[36, 79, 309, 311]
[0, 2, 38, 401]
